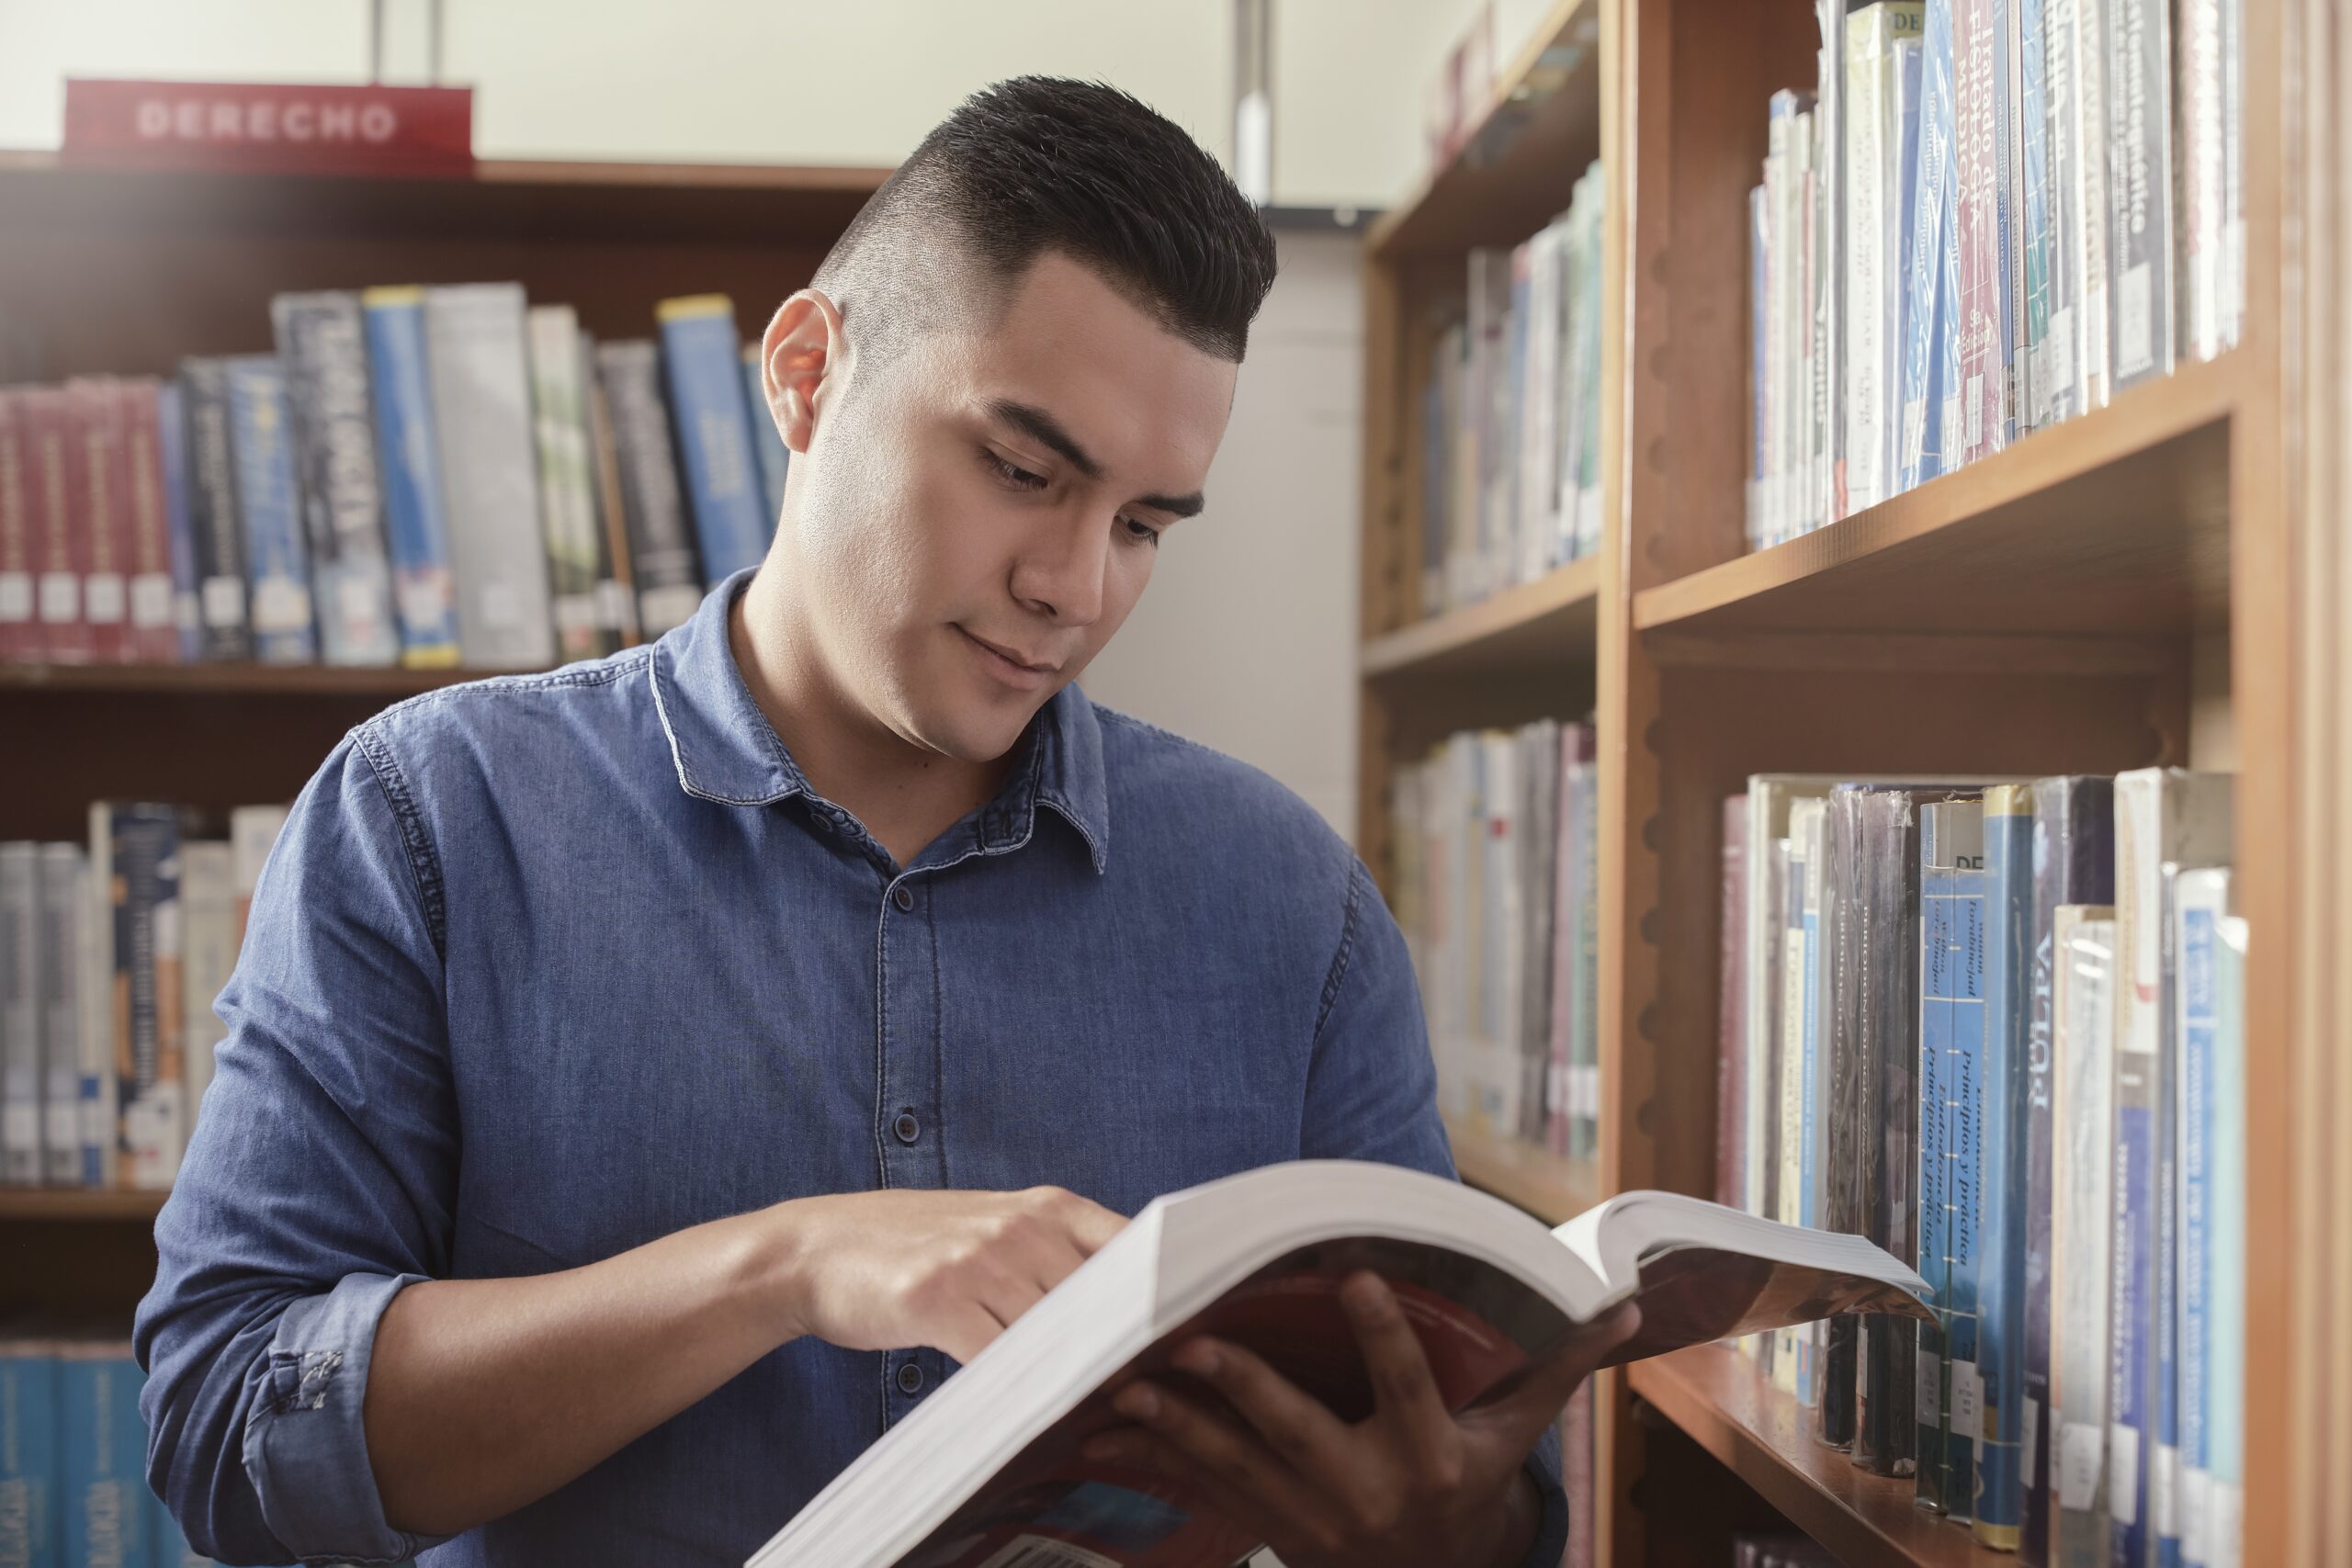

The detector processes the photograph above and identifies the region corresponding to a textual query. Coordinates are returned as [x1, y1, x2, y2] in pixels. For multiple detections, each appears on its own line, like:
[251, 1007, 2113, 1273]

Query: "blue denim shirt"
[134, 571, 1566, 1567]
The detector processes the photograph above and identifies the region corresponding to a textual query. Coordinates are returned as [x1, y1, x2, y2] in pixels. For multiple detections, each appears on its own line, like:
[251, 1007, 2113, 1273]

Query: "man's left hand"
[1081, 1274, 1643, 1568]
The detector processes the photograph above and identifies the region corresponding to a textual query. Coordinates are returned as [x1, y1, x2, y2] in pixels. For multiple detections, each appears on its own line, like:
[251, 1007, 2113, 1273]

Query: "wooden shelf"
[1630, 1343, 2011, 1568]
[1634, 355, 2241, 642]
[1363, 558, 1601, 680]
[0, 1188, 166, 1222]
[0, 660, 527, 697]
[1368, 0, 1604, 259]
[1444, 1117, 1598, 1224]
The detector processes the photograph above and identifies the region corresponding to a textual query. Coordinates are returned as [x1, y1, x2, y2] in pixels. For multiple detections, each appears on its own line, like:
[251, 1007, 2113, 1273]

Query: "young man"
[137, 77, 1633, 1567]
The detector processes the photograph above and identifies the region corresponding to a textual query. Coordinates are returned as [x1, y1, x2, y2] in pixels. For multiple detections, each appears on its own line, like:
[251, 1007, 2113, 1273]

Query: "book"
[1843, 4, 1926, 513]
[1781, 798, 1822, 1404]
[1855, 788, 1928, 1477]
[1812, 0, 1849, 525]
[2068, 0, 2112, 412]
[2105, 0, 2174, 389]
[1918, 795, 1986, 1519]
[114, 378, 183, 664]
[90, 802, 185, 1190]
[21, 388, 87, 664]
[2203, 909, 2245, 1568]
[1519, 721, 1560, 1145]
[750, 1163, 1933, 1568]
[66, 378, 133, 664]
[176, 359, 255, 662]
[1953, 0, 2015, 462]
[596, 339, 706, 637]
[579, 328, 642, 650]
[0, 845, 35, 1184]
[221, 355, 318, 664]
[0, 1330, 60, 1567]
[526, 302, 607, 662]
[2052, 908, 2117, 1568]
[741, 342, 791, 525]
[181, 839, 236, 1134]
[2107, 769, 2232, 1568]
[1749, 183, 1773, 544]
[2017, 0, 2055, 431]
[2176, 0, 2226, 364]
[0, 391, 29, 660]
[273, 290, 401, 665]
[1558, 725, 1600, 1160]
[57, 1337, 148, 1568]
[2024, 777, 2116, 1563]
[154, 378, 203, 661]
[1717, 795, 1749, 1212]
[360, 287, 464, 667]
[2172, 866, 2229, 1568]
[37, 844, 89, 1187]
[424, 283, 556, 669]
[2041, 0, 2083, 427]
[1975, 784, 2035, 1547]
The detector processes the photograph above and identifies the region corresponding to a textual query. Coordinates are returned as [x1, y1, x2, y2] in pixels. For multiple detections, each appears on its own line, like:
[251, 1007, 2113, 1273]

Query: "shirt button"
[892, 885, 916, 912]
[897, 1360, 925, 1395]
[893, 1110, 921, 1145]
[809, 813, 834, 834]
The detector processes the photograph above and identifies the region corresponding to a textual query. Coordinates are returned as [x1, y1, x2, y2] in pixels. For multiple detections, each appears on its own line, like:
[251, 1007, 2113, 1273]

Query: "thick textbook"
[750, 1163, 1930, 1568]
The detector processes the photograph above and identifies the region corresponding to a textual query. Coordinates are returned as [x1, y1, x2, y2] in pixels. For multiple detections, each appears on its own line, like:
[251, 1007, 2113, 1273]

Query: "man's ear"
[761, 288, 843, 456]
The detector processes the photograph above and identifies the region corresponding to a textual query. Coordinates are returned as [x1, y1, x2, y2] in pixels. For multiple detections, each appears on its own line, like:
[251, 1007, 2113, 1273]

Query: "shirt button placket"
[877, 872, 944, 1427]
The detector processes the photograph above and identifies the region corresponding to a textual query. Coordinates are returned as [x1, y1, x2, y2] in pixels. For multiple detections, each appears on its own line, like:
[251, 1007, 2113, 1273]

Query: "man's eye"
[1122, 517, 1163, 547]
[985, 451, 1048, 490]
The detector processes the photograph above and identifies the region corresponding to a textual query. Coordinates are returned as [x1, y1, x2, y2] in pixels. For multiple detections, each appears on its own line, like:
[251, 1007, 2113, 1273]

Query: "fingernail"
[1116, 1384, 1160, 1419]
[1176, 1341, 1219, 1376]
[1343, 1274, 1390, 1313]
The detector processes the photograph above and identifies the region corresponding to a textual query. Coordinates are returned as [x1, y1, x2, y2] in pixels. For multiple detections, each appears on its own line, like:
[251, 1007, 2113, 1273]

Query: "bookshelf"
[1357, 0, 2346, 1563]
[0, 152, 882, 1316]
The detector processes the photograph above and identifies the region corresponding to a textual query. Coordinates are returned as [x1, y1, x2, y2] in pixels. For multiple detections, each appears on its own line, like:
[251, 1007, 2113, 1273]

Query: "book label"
[1955, 1358, 1984, 1436]
[2060, 1418, 2103, 1508]
[2110, 1421, 2141, 1522]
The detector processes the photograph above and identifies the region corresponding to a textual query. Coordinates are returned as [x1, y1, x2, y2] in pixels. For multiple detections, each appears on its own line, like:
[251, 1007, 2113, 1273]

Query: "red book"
[116, 378, 182, 663]
[66, 378, 134, 662]
[21, 388, 89, 664]
[0, 390, 34, 660]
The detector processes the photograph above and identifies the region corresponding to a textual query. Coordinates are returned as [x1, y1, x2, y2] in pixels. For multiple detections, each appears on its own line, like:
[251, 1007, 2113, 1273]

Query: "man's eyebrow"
[987, 397, 1205, 519]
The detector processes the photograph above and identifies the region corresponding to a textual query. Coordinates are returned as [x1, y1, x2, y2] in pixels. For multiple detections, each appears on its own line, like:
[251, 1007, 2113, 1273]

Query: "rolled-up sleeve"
[1298, 858, 1572, 1568]
[134, 727, 458, 1566]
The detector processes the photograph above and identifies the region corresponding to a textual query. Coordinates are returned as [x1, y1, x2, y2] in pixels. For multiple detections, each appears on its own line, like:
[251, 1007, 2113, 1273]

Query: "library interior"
[2, 2, 2347, 1566]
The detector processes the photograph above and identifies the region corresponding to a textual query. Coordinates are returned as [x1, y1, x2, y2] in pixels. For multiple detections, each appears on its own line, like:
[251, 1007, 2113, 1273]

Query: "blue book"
[2204, 910, 2245, 1568]
[2018, 0, 2054, 432]
[2109, 978, 2159, 1568]
[361, 288, 463, 668]
[2174, 870, 2228, 1568]
[740, 344, 790, 526]
[1899, 0, 1957, 491]
[1975, 784, 2035, 1547]
[220, 357, 316, 665]
[1945, 807, 1989, 1523]
[1915, 802, 1957, 1512]
[154, 380, 202, 662]
[2154, 867, 2185, 1568]
[657, 296, 770, 584]
[2027, 777, 2117, 1564]
[58, 1345, 147, 1568]
[0, 1336, 59, 1568]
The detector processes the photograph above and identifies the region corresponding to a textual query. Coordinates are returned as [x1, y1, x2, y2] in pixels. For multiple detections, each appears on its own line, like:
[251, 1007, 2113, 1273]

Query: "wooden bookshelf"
[1358, 0, 2346, 1561]
[0, 153, 873, 1314]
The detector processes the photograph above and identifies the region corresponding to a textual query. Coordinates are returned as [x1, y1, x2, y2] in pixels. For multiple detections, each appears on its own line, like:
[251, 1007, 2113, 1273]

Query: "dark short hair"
[814, 76, 1278, 361]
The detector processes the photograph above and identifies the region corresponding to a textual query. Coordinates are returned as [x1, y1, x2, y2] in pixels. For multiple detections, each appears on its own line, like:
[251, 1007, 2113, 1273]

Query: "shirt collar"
[650, 569, 1111, 874]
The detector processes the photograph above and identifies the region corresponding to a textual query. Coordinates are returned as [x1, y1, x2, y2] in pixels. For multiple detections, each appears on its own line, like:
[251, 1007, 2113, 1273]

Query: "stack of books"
[1716, 768, 2243, 1566]
[1416, 162, 1606, 617]
[1745, 0, 2243, 548]
[1387, 718, 1600, 1166]
[0, 1328, 212, 1566]
[0, 289, 791, 671]
[1, 804, 288, 1193]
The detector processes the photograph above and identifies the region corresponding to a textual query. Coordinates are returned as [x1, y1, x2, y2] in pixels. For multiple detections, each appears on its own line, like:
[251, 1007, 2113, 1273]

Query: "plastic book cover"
[2204, 912, 2245, 1568]
[2018, 0, 2055, 430]
[596, 339, 706, 637]
[1953, 0, 2015, 463]
[2052, 910, 2116, 1568]
[175, 359, 255, 662]
[2105, 0, 2174, 389]
[153, 378, 201, 660]
[658, 294, 771, 585]
[361, 288, 463, 667]
[220, 356, 316, 664]
[272, 290, 401, 666]
[1973, 784, 2033, 1547]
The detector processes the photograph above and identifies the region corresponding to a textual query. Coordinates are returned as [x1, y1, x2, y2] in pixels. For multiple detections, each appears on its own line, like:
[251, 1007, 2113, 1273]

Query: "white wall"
[0, 0, 1555, 208]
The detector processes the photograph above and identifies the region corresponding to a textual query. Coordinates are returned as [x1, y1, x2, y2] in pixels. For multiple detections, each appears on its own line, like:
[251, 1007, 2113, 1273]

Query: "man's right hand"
[772, 1186, 1129, 1363]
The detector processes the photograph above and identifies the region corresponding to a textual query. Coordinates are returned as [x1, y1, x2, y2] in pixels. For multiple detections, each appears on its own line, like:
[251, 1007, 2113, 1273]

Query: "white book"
[748, 1165, 1931, 1568]
[0, 843, 38, 1185]
[37, 844, 88, 1187]
[2071, 0, 2113, 412]
[1843, 5, 1924, 512]
[423, 283, 557, 670]
[1775, 799, 1825, 1393]
[180, 840, 236, 1137]
[1741, 778, 1846, 1233]
[2052, 907, 2117, 1568]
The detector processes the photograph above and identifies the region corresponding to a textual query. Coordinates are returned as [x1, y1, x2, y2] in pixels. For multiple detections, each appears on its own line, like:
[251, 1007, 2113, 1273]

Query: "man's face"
[774, 250, 1239, 762]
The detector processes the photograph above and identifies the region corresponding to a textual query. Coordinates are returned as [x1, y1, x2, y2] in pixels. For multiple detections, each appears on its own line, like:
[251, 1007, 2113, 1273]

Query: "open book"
[749, 1161, 1929, 1568]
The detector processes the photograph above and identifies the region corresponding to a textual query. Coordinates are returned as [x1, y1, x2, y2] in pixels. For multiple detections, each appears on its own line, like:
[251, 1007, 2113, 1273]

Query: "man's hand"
[776, 1186, 1128, 1363]
[1080, 1274, 1641, 1568]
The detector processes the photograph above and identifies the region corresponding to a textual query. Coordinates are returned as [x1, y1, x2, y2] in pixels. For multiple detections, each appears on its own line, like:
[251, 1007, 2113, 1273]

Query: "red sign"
[62, 80, 474, 178]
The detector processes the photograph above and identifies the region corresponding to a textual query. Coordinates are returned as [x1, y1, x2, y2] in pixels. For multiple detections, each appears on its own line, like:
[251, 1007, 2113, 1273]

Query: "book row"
[0, 288, 790, 671]
[1747, 0, 2243, 548]
[1387, 718, 1601, 1166]
[0, 806, 288, 1191]
[1416, 162, 1605, 618]
[0, 1333, 219, 1567]
[1717, 768, 2240, 1567]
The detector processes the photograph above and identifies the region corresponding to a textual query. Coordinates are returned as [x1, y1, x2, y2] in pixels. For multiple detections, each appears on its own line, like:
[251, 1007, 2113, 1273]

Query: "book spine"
[77, 813, 113, 1189]
[1954, 0, 2015, 463]
[1860, 791, 1921, 1477]
[1802, 799, 1837, 1412]
[0, 392, 30, 660]
[741, 342, 791, 525]
[424, 283, 556, 670]
[180, 839, 236, 1137]
[2203, 913, 2245, 1568]
[1947, 812, 1990, 1523]
[2006, 0, 2034, 434]
[58, 1348, 149, 1568]
[2216, 0, 2242, 353]
[2041, 0, 2083, 425]
[176, 360, 254, 662]
[2028, 778, 2117, 1565]
[1905, 0, 1962, 492]
[2018, 0, 2056, 432]
[2177, 0, 2224, 363]
[1811, 795, 1853, 1432]
[0, 1338, 60, 1566]
[1779, 805, 1813, 1401]
[2106, 0, 2174, 389]
[1569, 735, 1600, 1158]
[1749, 184, 1771, 546]
[1814, 0, 1847, 525]
[222, 356, 318, 664]
[38, 844, 88, 1186]
[2108, 955, 2156, 1568]
[21, 389, 88, 664]
[96, 803, 184, 1190]
[2072, 0, 2113, 411]
[1483, 733, 1522, 1137]
[1745, 786, 1787, 1226]
[596, 340, 705, 637]
[67, 378, 132, 663]
[359, 288, 463, 668]
[1974, 784, 2035, 1547]
[154, 379, 203, 661]
[657, 294, 768, 591]
[2173, 868, 2228, 1568]
[2154, 863, 2184, 1568]
[1718, 795, 1751, 1211]
[272, 291, 401, 666]
[526, 302, 606, 662]
[114, 378, 183, 664]
[579, 329, 642, 649]
[0, 846, 37, 1184]
[1916, 803, 1955, 1512]
[2054, 909, 2118, 1568]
